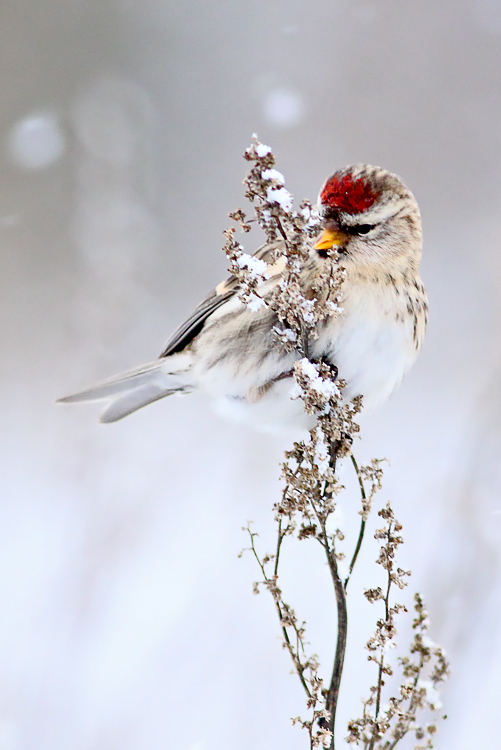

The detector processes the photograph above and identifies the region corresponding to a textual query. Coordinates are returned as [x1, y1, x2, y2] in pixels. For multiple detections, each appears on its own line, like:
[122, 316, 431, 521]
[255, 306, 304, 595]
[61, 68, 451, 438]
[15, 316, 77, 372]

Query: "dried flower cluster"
[346, 505, 450, 749]
[232, 137, 449, 750]
[223, 135, 344, 350]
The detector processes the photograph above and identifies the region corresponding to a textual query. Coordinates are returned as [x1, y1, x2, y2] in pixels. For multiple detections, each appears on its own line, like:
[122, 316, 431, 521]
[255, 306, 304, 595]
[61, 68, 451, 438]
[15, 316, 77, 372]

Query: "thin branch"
[274, 518, 285, 578]
[308, 445, 348, 750]
[320, 517, 348, 750]
[246, 529, 313, 701]
[273, 213, 289, 244]
[368, 522, 393, 750]
[344, 453, 368, 589]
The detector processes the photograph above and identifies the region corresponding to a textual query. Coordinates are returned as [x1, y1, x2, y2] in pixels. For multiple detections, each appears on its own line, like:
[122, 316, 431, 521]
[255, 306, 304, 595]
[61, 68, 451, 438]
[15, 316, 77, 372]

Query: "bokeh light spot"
[262, 88, 305, 129]
[7, 113, 65, 170]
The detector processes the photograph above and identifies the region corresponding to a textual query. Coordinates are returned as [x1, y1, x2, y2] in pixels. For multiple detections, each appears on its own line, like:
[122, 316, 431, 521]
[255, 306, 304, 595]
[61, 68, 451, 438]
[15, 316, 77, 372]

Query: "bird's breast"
[313, 281, 420, 409]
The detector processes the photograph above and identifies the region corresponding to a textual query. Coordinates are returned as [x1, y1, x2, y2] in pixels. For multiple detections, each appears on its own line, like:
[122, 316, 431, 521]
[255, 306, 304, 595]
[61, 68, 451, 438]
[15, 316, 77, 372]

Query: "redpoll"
[59, 165, 427, 433]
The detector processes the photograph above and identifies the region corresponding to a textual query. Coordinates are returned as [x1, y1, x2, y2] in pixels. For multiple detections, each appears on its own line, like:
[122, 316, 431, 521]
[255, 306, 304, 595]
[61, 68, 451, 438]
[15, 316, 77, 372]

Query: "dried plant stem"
[321, 446, 385, 746]
[273, 213, 289, 243]
[344, 454, 368, 589]
[247, 528, 313, 701]
[248, 443, 381, 749]
[284, 444, 372, 748]
[368, 531, 393, 750]
[274, 518, 285, 577]
[322, 526, 347, 750]
[321, 446, 347, 750]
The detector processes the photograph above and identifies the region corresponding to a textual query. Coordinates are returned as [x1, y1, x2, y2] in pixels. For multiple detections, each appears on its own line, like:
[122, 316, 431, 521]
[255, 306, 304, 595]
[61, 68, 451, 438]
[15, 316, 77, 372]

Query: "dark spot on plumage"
[404, 290, 415, 316]
[387, 274, 396, 288]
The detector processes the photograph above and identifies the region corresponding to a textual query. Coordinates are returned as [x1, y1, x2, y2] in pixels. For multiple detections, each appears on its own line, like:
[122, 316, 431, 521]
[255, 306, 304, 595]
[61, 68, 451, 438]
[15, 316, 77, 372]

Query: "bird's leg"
[312, 355, 339, 383]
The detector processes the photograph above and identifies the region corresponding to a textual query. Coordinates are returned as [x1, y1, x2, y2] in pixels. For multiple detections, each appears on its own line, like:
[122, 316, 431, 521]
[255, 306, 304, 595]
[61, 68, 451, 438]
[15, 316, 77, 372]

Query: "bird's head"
[315, 165, 422, 275]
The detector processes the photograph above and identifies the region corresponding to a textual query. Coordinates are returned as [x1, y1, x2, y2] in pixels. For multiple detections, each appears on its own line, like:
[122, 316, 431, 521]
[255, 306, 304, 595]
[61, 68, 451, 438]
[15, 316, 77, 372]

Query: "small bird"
[59, 165, 427, 433]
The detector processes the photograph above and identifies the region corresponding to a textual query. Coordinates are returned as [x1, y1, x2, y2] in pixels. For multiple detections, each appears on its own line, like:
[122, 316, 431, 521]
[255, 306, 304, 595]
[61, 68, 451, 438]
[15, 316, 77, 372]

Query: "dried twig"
[344, 454, 368, 589]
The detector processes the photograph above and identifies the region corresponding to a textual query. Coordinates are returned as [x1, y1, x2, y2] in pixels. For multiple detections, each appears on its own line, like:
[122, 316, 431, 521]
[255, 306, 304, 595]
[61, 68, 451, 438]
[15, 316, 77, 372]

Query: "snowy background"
[2, 1, 501, 748]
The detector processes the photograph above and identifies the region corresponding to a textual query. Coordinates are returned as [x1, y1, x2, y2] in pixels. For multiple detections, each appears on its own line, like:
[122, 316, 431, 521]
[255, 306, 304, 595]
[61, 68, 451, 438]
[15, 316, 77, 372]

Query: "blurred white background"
[1, 1, 501, 748]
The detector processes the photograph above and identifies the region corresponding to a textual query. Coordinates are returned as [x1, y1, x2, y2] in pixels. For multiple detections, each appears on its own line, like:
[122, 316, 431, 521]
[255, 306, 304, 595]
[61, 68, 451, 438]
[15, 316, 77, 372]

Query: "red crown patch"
[320, 173, 378, 214]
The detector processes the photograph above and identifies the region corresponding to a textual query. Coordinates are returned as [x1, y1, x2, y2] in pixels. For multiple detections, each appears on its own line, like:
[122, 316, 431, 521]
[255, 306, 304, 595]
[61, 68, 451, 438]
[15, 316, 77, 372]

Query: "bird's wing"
[159, 290, 235, 357]
[160, 240, 285, 357]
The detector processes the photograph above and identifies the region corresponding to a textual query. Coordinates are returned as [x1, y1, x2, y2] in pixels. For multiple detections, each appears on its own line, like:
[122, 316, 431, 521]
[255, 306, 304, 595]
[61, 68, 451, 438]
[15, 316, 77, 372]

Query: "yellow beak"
[314, 228, 349, 251]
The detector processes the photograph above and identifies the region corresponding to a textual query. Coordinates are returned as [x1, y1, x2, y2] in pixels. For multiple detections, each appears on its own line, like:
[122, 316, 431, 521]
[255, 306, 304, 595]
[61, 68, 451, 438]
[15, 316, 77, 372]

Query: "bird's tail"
[57, 355, 193, 423]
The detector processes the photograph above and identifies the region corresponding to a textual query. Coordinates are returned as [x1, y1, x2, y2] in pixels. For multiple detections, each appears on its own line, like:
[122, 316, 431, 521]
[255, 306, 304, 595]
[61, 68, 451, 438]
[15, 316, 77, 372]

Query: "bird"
[58, 164, 427, 434]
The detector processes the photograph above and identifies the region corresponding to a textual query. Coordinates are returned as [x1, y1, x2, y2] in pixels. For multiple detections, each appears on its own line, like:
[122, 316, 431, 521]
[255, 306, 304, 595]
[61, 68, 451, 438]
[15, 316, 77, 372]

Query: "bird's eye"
[348, 224, 376, 235]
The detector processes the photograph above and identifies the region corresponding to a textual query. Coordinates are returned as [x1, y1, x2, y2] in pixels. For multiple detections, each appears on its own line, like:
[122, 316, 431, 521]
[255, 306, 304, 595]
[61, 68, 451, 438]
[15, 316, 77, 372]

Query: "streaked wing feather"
[160, 240, 285, 358]
[160, 290, 234, 357]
